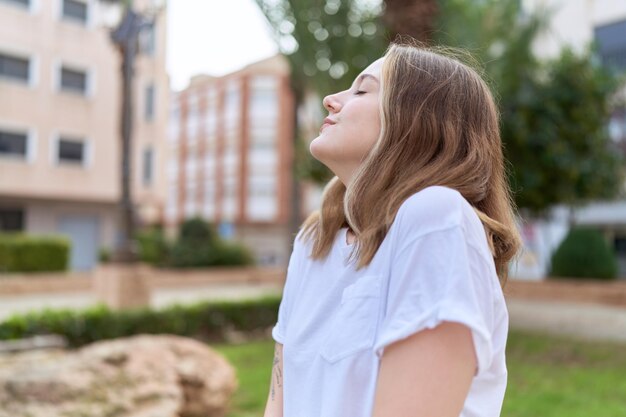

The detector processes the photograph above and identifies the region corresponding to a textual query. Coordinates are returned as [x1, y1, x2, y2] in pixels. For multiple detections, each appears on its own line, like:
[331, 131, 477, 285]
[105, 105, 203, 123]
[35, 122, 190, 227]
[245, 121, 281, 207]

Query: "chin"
[309, 137, 326, 161]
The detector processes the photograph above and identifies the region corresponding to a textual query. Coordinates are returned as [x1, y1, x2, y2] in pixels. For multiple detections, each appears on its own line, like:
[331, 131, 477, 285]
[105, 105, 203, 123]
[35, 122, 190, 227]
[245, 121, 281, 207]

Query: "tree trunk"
[382, 0, 438, 44]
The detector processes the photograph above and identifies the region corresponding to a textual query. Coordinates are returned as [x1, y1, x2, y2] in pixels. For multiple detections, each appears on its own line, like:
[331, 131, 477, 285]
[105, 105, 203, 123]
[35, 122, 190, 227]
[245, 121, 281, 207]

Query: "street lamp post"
[108, 6, 154, 263]
[92, 1, 162, 311]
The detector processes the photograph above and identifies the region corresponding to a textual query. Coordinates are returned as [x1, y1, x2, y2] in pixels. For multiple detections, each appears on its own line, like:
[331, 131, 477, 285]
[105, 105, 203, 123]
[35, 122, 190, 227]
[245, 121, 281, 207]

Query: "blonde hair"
[299, 38, 523, 287]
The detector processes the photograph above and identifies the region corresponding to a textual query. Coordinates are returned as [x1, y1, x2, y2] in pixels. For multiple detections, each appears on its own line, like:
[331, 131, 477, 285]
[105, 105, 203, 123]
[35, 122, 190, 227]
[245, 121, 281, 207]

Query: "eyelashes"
[354, 90, 366, 95]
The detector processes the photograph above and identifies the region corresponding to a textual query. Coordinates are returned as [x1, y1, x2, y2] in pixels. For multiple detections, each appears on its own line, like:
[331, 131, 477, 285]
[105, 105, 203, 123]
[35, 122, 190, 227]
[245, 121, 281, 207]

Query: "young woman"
[263, 39, 522, 417]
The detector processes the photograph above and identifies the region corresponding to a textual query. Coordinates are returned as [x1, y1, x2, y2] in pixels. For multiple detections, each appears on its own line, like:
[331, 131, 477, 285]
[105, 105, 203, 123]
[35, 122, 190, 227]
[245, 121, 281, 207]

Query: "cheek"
[359, 103, 381, 140]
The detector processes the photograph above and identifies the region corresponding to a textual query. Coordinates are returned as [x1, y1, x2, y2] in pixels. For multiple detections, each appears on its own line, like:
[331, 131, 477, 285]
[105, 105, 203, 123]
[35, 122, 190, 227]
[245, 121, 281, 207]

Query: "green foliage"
[135, 218, 256, 268]
[504, 47, 625, 213]
[211, 240, 256, 266]
[254, 0, 389, 184]
[98, 247, 111, 263]
[0, 296, 282, 347]
[435, 0, 626, 215]
[168, 239, 216, 268]
[255, 0, 388, 101]
[178, 217, 217, 242]
[169, 217, 219, 268]
[549, 227, 618, 280]
[135, 226, 170, 266]
[0, 233, 69, 273]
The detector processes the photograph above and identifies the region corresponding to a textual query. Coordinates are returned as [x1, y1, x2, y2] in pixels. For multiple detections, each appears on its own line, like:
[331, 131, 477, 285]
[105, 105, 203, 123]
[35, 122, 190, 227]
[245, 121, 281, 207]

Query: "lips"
[320, 118, 336, 133]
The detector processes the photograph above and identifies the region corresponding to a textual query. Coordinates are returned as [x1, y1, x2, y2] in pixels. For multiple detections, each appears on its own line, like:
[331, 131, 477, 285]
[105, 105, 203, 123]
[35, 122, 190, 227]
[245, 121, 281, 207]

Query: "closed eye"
[354, 90, 366, 95]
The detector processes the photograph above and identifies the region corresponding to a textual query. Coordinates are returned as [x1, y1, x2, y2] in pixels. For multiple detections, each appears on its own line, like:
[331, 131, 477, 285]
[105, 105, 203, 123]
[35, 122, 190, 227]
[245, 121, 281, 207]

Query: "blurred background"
[0, 1, 626, 416]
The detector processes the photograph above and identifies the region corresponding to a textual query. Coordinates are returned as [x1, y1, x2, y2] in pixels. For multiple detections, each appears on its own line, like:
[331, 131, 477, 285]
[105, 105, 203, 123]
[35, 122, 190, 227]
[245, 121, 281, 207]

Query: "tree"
[382, 0, 438, 45]
[254, 0, 389, 239]
[434, 0, 626, 217]
[507, 47, 625, 215]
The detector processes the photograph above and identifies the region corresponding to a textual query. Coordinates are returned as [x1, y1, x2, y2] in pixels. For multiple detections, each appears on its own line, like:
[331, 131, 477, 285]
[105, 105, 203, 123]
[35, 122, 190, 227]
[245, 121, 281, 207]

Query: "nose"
[323, 93, 341, 113]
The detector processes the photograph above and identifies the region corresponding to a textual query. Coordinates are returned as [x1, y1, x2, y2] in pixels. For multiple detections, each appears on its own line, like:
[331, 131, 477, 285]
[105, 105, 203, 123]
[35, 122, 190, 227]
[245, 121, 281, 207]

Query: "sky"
[166, 0, 279, 91]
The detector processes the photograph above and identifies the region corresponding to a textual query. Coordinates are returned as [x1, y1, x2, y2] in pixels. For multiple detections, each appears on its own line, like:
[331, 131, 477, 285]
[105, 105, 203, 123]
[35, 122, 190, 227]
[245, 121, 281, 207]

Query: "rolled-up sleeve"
[373, 225, 495, 376]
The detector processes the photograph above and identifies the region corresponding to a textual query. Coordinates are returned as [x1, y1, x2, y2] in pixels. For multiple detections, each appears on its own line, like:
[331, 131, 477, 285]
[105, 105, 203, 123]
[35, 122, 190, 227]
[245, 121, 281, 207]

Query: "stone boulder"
[0, 334, 238, 417]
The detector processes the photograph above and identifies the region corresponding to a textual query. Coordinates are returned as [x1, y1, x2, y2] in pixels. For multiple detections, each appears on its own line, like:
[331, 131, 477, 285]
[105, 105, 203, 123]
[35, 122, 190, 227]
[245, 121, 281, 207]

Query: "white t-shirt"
[272, 185, 509, 417]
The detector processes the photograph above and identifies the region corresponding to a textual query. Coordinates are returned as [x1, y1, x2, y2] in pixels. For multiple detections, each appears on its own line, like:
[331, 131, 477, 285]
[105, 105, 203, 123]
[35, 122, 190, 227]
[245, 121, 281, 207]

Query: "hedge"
[136, 218, 255, 268]
[0, 234, 70, 273]
[0, 295, 282, 348]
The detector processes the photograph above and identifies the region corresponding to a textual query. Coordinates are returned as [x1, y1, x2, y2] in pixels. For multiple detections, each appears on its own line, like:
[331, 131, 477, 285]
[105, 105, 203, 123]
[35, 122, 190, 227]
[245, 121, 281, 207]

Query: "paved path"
[1, 284, 625, 344]
[506, 298, 626, 343]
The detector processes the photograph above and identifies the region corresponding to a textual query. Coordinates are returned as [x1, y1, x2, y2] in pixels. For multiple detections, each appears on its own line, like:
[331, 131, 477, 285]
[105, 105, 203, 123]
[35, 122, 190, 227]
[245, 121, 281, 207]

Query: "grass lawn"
[212, 329, 626, 417]
[503, 330, 626, 417]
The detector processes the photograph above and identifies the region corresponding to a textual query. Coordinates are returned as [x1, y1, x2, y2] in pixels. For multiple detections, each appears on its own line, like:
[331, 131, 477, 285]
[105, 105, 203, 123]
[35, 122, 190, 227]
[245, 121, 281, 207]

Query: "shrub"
[0, 233, 70, 273]
[549, 227, 618, 280]
[168, 218, 216, 268]
[212, 241, 255, 266]
[168, 239, 217, 268]
[0, 296, 281, 347]
[99, 247, 111, 263]
[135, 226, 170, 266]
[179, 217, 217, 243]
[168, 218, 255, 268]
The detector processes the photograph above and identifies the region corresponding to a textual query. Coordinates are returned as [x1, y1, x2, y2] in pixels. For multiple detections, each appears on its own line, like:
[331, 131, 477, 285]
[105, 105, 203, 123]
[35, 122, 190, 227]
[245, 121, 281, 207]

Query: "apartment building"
[0, 0, 168, 271]
[513, 0, 626, 279]
[167, 54, 319, 266]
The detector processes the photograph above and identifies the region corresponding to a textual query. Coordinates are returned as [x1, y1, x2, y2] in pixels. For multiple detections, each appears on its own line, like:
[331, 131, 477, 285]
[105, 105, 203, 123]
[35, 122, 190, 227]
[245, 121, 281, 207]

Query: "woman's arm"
[372, 321, 477, 417]
[263, 342, 284, 417]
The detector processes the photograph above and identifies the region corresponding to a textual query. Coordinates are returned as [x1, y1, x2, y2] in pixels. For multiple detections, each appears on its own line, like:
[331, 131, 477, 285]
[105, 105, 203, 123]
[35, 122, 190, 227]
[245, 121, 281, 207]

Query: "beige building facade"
[0, 0, 168, 270]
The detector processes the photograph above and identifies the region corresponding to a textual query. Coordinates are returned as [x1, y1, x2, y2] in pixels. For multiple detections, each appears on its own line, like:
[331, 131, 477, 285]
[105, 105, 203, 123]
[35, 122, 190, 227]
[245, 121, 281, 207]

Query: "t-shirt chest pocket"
[320, 274, 382, 363]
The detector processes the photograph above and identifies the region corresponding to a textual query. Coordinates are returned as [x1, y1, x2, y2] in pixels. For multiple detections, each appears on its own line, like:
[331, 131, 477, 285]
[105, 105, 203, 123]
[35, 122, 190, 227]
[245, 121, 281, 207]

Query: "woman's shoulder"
[395, 185, 492, 261]
[396, 185, 469, 231]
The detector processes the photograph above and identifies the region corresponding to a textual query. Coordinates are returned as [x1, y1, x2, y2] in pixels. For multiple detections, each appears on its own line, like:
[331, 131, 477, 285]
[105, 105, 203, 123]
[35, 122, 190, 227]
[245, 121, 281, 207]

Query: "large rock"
[0, 334, 238, 417]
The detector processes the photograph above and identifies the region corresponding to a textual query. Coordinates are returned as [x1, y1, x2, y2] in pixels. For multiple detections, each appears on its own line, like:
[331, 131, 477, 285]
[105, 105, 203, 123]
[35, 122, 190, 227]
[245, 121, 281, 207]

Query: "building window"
[0, 208, 24, 232]
[139, 23, 156, 56]
[0, 52, 29, 83]
[0, 0, 30, 9]
[58, 137, 85, 165]
[186, 101, 200, 142]
[0, 130, 27, 158]
[248, 177, 276, 197]
[60, 66, 87, 95]
[594, 19, 626, 71]
[62, 0, 87, 24]
[143, 147, 153, 186]
[145, 83, 155, 121]
[250, 88, 277, 118]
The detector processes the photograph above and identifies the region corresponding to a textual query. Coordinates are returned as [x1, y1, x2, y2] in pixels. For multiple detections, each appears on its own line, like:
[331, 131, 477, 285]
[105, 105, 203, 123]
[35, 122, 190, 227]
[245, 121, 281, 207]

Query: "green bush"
[212, 240, 256, 266]
[98, 247, 111, 263]
[0, 296, 281, 347]
[169, 239, 217, 268]
[168, 218, 255, 268]
[179, 217, 218, 242]
[0, 233, 70, 273]
[169, 217, 216, 268]
[135, 226, 170, 266]
[549, 227, 618, 280]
